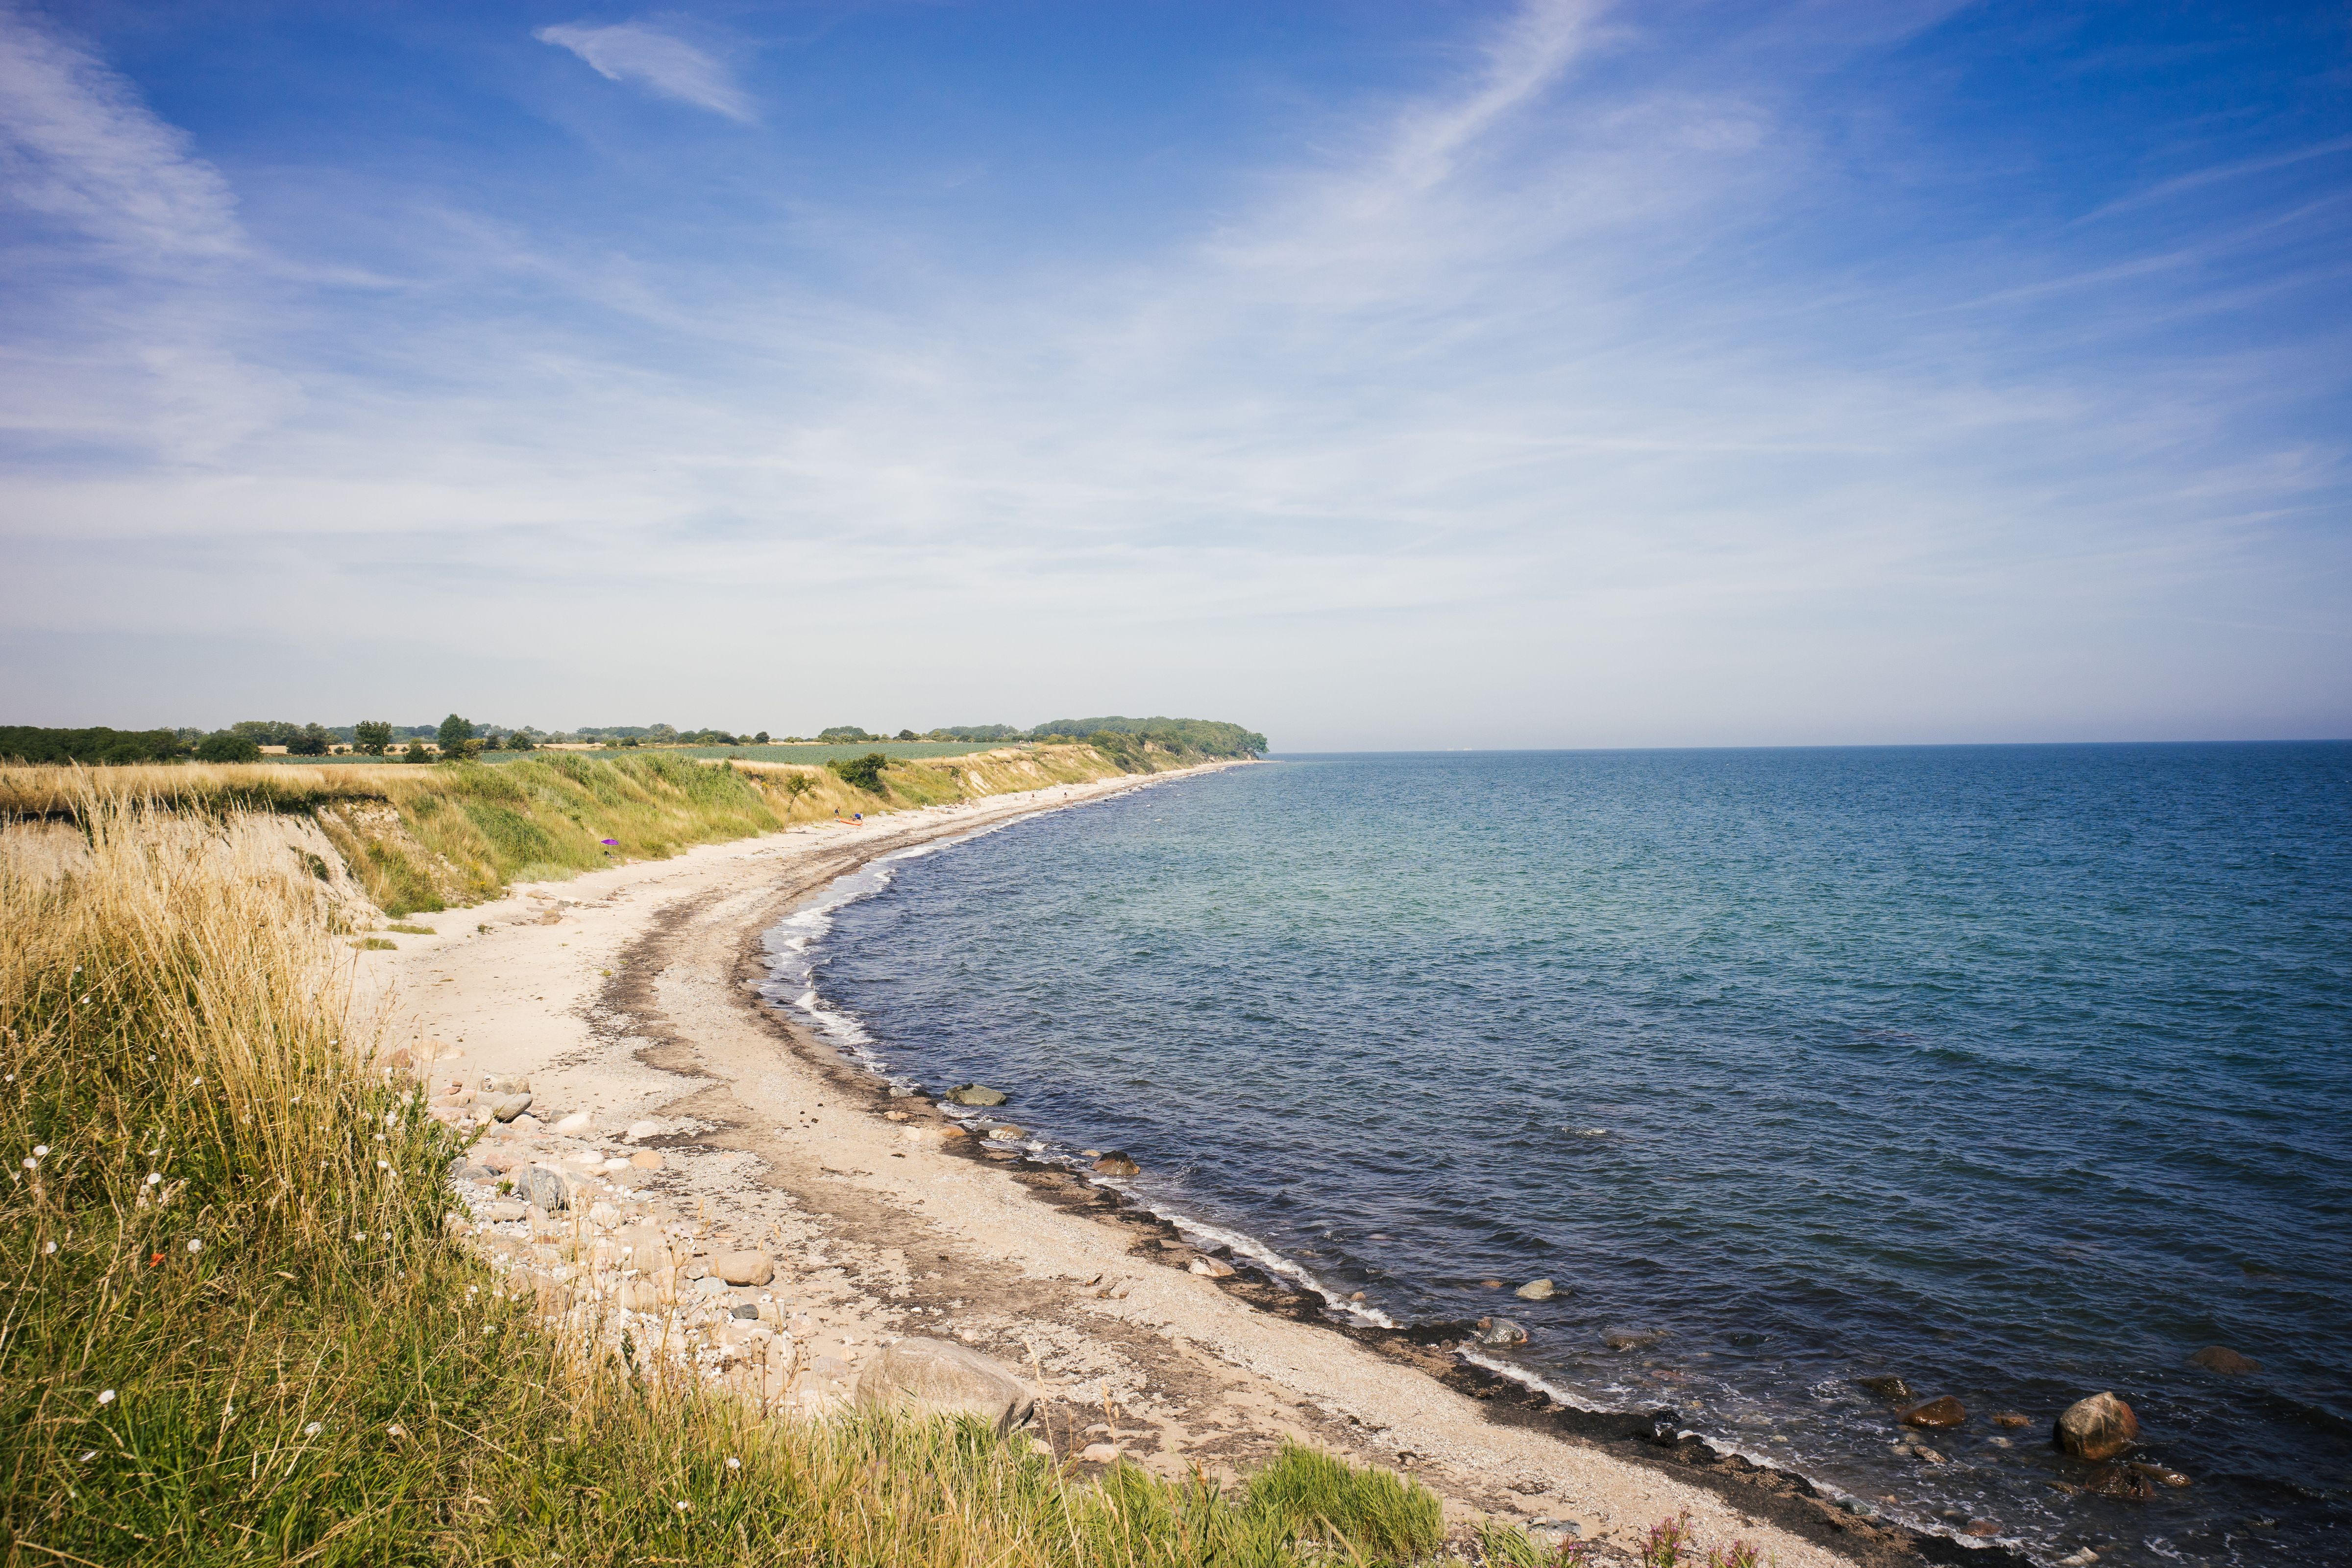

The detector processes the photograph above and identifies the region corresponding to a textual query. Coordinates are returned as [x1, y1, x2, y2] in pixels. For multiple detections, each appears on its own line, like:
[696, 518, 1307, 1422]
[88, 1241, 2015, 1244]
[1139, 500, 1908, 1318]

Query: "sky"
[1, 0, 2347, 749]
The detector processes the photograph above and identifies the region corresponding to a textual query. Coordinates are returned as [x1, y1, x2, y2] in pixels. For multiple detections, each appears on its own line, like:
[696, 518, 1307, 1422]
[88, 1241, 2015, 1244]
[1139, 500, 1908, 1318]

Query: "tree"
[196, 732, 262, 763]
[402, 741, 433, 763]
[828, 752, 890, 792]
[438, 713, 475, 752]
[479, 732, 504, 751]
[353, 720, 393, 756]
[288, 723, 332, 756]
[894, 729, 919, 741]
[507, 731, 535, 752]
[818, 726, 870, 742]
[753, 731, 770, 743]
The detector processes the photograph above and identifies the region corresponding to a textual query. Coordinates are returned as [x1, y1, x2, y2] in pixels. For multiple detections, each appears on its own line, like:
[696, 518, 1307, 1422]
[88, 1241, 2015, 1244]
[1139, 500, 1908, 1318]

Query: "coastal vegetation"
[1, 716, 1268, 766]
[0, 786, 1471, 1566]
[0, 729, 1240, 918]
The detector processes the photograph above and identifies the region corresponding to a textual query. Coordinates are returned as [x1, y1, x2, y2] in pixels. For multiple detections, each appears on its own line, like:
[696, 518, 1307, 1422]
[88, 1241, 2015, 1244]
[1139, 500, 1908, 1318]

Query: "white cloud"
[534, 20, 755, 123]
[0, 4, 242, 258]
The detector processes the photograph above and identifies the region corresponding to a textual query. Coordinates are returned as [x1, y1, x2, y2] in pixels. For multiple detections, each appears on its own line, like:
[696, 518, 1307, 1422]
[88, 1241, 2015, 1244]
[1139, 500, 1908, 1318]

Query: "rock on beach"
[945, 1084, 1009, 1107]
[1515, 1278, 1557, 1300]
[1093, 1152, 1140, 1176]
[1900, 1396, 1967, 1429]
[853, 1336, 1035, 1436]
[520, 1167, 567, 1210]
[2188, 1345, 2260, 1375]
[713, 1250, 775, 1286]
[2056, 1392, 2139, 1461]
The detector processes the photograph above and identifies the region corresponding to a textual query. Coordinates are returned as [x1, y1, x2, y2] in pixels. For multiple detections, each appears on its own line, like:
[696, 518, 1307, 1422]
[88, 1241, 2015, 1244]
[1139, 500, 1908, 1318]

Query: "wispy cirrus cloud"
[0, 3, 242, 259]
[534, 19, 755, 123]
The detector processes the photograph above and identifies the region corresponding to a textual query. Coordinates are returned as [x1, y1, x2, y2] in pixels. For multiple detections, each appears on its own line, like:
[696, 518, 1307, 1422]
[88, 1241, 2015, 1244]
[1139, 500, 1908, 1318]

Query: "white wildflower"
[674, 1500, 692, 1512]
[46, 1241, 57, 1254]
[98, 1390, 115, 1405]
[377, 1159, 390, 1170]
[146, 1172, 162, 1186]
[187, 1239, 203, 1253]
[33, 1145, 47, 1157]
[80, 1450, 96, 1463]
[387, 1423, 405, 1437]
[725, 1456, 741, 1470]
[305, 1421, 322, 1436]
[20, 1159, 32, 1170]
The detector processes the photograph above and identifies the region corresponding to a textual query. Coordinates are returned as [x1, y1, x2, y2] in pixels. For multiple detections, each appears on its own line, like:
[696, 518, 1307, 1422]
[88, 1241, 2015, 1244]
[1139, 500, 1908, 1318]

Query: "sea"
[757, 745, 2352, 1567]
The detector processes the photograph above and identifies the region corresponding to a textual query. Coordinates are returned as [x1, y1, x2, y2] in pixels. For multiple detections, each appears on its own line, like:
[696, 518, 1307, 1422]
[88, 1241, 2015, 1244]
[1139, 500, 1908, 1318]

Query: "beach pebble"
[1188, 1256, 1236, 1278]
[1964, 1519, 2002, 1538]
[2056, 1392, 2139, 1461]
[731, 1302, 760, 1320]
[486, 1093, 534, 1123]
[519, 1167, 567, 1210]
[853, 1336, 1036, 1436]
[1515, 1278, 1557, 1300]
[510, 1113, 542, 1132]
[588, 1202, 622, 1228]
[2188, 1345, 2260, 1375]
[693, 1275, 732, 1297]
[884, 1110, 911, 1123]
[552, 1111, 592, 1133]
[1476, 1319, 1531, 1347]
[713, 1250, 776, 1286]
[1093, 1152, 1140, 1176]
[1901, 1396, 1967, 1428]
[945, 1084, 1009, 1107]
[1603, 1330, 1662, 1351]
[484, 1074, 530, 1094]
[623, 1120, 661, 1143]
[1080, 1443, 1120, 1464]
[482, 1200, 528, 1222]
[630, 1150, 664, 1170]
[1993, 1411, 2031, 1428]
[988, 1126, 1026, 1140]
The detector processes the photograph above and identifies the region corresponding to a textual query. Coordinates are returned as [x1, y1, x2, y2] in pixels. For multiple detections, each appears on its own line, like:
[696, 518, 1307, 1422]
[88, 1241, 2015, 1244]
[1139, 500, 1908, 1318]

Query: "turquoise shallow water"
[761, 745, 2352, 1567]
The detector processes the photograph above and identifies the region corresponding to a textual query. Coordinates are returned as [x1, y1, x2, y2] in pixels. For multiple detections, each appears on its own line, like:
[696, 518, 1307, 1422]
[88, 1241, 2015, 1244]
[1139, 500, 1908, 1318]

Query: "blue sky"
[1, 0, 2346, 747]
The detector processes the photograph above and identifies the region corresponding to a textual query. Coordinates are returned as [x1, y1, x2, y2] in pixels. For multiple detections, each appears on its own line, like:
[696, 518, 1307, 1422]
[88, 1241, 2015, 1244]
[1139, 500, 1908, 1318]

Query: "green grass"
[2, 789, 1448, 1568]
[382, 924, 434, 936]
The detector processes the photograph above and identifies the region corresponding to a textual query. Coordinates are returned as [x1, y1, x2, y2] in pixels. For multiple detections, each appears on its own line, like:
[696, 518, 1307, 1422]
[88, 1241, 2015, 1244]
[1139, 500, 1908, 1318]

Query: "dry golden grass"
[0, 784, 1451, 1567]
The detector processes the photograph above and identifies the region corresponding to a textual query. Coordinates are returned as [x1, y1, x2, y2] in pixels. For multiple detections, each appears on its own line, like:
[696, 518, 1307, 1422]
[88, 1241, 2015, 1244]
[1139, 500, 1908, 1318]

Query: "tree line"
[2, 713, 1267, 766]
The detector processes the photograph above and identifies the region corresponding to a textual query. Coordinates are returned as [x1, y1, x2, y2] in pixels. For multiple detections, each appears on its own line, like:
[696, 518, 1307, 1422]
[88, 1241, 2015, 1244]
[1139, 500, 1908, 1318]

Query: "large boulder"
[2188, 1345, 2260, 1375]
[1900, 1396, 1967, 1429]
[854, 1337, 1035, 1436]
[1474, 1318, 1530, 1347]
[1515, 1279, 1557, 1300]
[945, 1084, 1009, 1107]
[486, 1093, 534, 1123]
[2056, 1392, 2139, 1461]
[1093, 1152, 1140, 1176]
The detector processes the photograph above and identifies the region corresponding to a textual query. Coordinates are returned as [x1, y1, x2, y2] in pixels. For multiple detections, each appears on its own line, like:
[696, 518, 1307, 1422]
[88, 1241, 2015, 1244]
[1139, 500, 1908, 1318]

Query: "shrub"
[828, 751, 890, 792]
[288, 723, 332, 756]
[194, 731, 262, 763]
[401, 742, 433, 763]
[352, 719, 393, 755]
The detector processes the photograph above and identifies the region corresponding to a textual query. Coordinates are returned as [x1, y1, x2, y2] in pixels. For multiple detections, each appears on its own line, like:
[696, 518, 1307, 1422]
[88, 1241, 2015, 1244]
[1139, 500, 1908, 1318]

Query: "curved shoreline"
[378, 763, 1941, 1568]
[749, 799, 2028, 1568]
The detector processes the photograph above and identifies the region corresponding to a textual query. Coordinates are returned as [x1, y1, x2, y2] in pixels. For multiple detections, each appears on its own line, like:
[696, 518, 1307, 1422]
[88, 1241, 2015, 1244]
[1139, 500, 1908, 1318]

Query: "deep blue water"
[760, 746, 2352, 1567]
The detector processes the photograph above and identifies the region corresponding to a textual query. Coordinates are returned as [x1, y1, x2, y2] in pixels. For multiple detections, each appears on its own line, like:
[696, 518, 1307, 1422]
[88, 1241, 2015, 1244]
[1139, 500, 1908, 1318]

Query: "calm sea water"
[760, 746, 2352, 1567]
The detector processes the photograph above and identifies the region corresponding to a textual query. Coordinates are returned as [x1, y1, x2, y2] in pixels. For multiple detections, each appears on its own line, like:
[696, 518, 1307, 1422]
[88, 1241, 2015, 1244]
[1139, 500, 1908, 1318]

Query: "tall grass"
[0, 792, 1441, 1566]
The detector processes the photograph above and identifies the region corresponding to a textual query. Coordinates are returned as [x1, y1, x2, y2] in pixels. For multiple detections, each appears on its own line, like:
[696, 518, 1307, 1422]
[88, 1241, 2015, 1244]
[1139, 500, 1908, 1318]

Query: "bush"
[828, 751, 890, 792]
[288, 723, 332, 756]
[194, 731, 262, 763]
[352, 720, 393, 756]
[402, 742, 433, 764]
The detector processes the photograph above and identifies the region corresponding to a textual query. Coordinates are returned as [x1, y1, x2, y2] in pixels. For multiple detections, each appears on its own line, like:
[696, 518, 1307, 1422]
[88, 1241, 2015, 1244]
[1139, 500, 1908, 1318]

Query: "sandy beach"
[363, 763, 1911, 1568]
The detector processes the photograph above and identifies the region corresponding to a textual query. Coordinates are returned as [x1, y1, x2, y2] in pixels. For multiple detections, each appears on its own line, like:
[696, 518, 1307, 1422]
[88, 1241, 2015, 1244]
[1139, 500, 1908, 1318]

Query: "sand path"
[361, 765, 1907, 1568]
